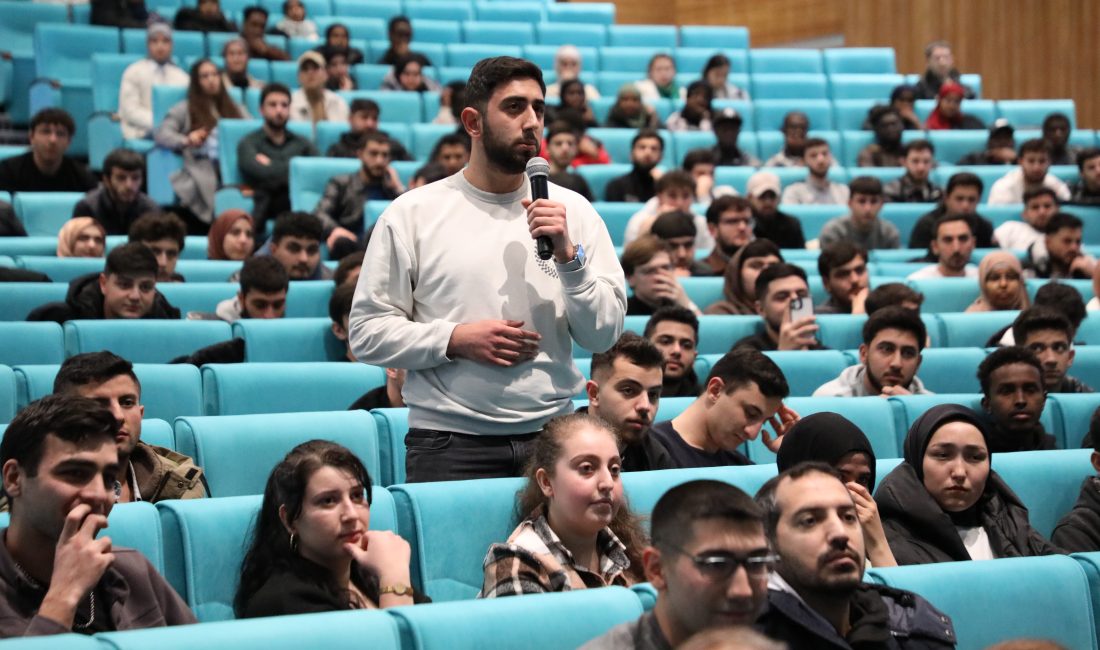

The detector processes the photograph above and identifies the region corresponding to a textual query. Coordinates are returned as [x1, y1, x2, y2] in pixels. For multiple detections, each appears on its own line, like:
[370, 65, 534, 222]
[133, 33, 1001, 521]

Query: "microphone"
[525, 157, 554, 260]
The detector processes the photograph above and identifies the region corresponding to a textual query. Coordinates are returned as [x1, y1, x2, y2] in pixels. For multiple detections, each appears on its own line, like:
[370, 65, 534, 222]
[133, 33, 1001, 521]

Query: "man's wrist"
[553, 243, 576, 265]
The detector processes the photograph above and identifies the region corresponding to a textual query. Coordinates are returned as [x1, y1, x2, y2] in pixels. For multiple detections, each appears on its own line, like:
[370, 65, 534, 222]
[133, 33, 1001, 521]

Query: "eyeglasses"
[671, 547, 780, 580]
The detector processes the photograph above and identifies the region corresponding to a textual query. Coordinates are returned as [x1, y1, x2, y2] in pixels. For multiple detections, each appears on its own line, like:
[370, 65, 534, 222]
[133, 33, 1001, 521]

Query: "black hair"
[243, 5, 268, 20]
[848, 175, 883, 197]
[701, 53, 731, 77]
[29, 107, 75, 138]
[903, 139, 935, 156]
[681, 147, 716, 172]
[260, 82, 292, 105]
[272, 212, 322, 243]
[643, 304, 699, 340]
[1088, 406, 1100, 454]
[978, 346, 1044, 396]
[239, 255, 289, 296]
[655, 169, 694, 195]
[932, 212, 975, 239]
[631, 128, 664, 152]
[651, 480, 763, 554]
[706, 348, 789, 398]
[128, 212, 186, 249]
[0, 395, 118, 485]
[1019, 138, 1052, 158]
[590, 332, 665, 379]
[1034, 282, 1087, 331]
[945, 172, 984, 196]
[1023, 187, 1058, 205]
[817, 241, 866, 278]
[781, 111, 809, 130]
[754, 262, 807, 303]
[545, 120, 579, 142]
[868, 105, 900, 128]
[429, 133, 470, 161]
[328, 281, 355, 325]
[802, 137, 829, 152]
[349, 98, 379, 116]
[1076, 148, 1100, 172]
[411, 161, 448, 185]
[463, 56, 545, 113]
[650, 211, 696, 240]
[1044, 212, 1083, 236]
[387, 15, 411, 33]
[862, 305, 927, 351]
[705, 195, 752, 226]
[103, 148, 145, 176]
[1012, 306, 1072, 348]
[54, 351, 141, 396]
[755, 461, 841, 544]
[865, 283, 924, 315]
[333, 251, 364, 287]
[1042, 112, 1070, 131]
[104, 241, 158, 278]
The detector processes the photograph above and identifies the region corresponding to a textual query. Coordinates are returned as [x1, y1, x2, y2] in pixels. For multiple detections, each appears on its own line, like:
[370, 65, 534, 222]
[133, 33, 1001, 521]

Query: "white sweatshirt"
[350, 171, 626, 435]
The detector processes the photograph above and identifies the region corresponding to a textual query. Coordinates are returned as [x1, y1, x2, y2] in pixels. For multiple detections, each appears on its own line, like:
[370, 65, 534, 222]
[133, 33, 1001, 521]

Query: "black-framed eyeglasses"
[671, 548, 780, 580]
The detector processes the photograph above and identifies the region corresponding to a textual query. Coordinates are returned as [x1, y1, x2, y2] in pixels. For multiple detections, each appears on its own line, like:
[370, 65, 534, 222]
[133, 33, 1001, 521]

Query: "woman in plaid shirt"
[479, 414, 648, 597]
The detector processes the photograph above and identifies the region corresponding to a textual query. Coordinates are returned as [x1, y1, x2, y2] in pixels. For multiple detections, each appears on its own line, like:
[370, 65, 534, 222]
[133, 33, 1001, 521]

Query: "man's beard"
[482, 118, 537, 175]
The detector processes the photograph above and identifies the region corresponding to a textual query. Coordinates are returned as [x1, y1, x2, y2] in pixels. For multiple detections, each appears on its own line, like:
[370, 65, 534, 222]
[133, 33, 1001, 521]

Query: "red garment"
[924, 81, 966, 131]
[538, 138, 611, 168]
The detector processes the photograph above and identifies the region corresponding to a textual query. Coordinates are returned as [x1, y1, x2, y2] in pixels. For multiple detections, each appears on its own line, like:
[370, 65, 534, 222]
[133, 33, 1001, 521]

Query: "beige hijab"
[966, 251, 1030, 312]
[56, 218, 105, 257]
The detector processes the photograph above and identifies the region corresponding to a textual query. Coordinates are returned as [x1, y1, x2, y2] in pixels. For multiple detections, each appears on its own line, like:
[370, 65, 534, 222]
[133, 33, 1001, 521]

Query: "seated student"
[1070, 148, 1100, 205]
[0, 200, 24, 237]
[991, 282, 1084, 346]
[240, 6, 290, 61]
[682, 148, 738, 208]
[754, 463, 957, 647]
[664, 81, 713, 132]
[428, 134, 471, 176]
[118, 24, 190, 141]
[1025, 212, 1097, 279]
[207, 209, 255, 260]
[52, 352, 207, 503]
[544, 122, 595, 201]
[128, 212, 187, 282]
[995, 187, 1059, 252]
[762, 111, 809, 167]
[326, 99, 412, 161]
[0, 395, 197, 636]
[702, 53, 749, 100]
[885, 83, 922, 129]
[711, 109, 760, 167]
[259, 212, 333, 281]
[733, 263, 827, 352]
[314, 132, 403, 251]
[174, 0, 237, 32]
[865, 282, 925, 315]
[924, 81, 984, 130]
[603, 84, 659, 130]
[775, 413, 897, 567]
[914, 40, 973, 100]
[621, 236, 700, 316]
[331, 282, 407, 409]
[380, 56, 440, 93]
[965, 251, 1029, 313]
[545, 46, 600, 101]
[91, 0, 148, 27]
[883, 139, 943, 203]
[581, 481, 771, 649]
[635, 53, 683, 102]
[958, 121, 1017, 165]
[857, 106, 906, 167]
[548, 79, 598, 129]
[290, 52, 350, 125]
[274, 0, 317, 38]
[0, 108, 96, 193]
[819, 176, 901, 250]
[698, 195, 754, 276]
[814, 306, 931, 397]
[1013, 307, 1093, 393]
[705, 240, 782, 315]
[406, 161, 447, 191]
[236, 440, 423, 617]
[214, 255, 288, 322]
[909, 172, 995, 251]
[624, 171, 714, 253]
[747, 173, 804, 249]
[908, 213, 978, 279]
[780, 139, 849, 205]
[480, 414, 647, 597]
[375, 16, 427, 67]
[325, 51, 357, 92]
[72, 149, 159, 235]
[979, 346, 1058, 452]
[650, 349, 793, 468]
[312, 22, 363, 67]
[1052, 407, 1100, 551]
[816, 241, 869, 315]
[645, 306, 701, 398]
[333, 251, 363, 287]
[875, 404, 1059, 564]
[650, 211, 713, 277]
[989, 139, 1072, 205]
[1043, 112, 1080, 166]
[27, 243, 181, 323]
[57, 218, 107, 258]
[605, 129, 664, 203]
[581, 333, 670, 472]
[221, 38, 265, 91]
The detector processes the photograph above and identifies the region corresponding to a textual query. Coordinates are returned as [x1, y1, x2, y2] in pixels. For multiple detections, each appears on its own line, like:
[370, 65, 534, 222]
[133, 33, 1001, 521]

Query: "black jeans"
[404, 428, 540, 483]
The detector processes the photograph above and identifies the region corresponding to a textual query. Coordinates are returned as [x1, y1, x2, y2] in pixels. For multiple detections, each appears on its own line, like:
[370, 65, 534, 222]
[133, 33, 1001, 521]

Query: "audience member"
[432, 80, 465, 125]
[0, 201, 24, 237]
[622, 236, 698, 316]
[128, 212, 186, 282]
[240, 6, 290, 61]
[682, 149, 736, 206]
[914, 40, 974, 100]
[965, 252, 1029, 313]
[908, 213, 977, 279]
[814, 306, 930, 397]
[428, 133, 470, 176]
[761, 111, 809, 167]
[1013, 307, 1093, 393]
[550, 79, 598, 128]
[815, 241, 869, 315]
[989, 139, 1071, 204]
[774, 414, 897, 567]
[857, 106, 905, 167]
[651, 349, 792, 468]
[262, 211, 332, 280]
[480, 414, 646, 596]
[1043, 112, 1079, 165]
[681, 627, 785, 650]
[290, 52, 350, 124]
[28, 243, 180, 323]
[886, 84, 922, 129]
[91, 0, 148, 28]
[1070, 148, 1100, 205]
[221, 37, 265, 91]
[865, 282, 925, 315]
[624, 171, 713, 252]
[818, 176, 900, 250]
[583, 333, 671, 472]
[909, 172, 995, 250]
[1026, 212, 1096, 279]
[274, 0, 316, 38]
[648, 212, 706, 277]
[582, 481, 770, 649]
[545, 46, 600, 100]
[238, 83, 318, 231]
[544, 122, 594, 200]
[755, 463, 957, 647]
[780, 139, 848, 205]
[747, 172, 804, 248]
[698, 195, 754, 276]
[236, 440, 422, 617]
[713, 109, 759, 166]
[665, 81, 713, 132]
[407, 161, 447, 190]
[207, 209, 255, 260]
[979, 347, 1057, 452]
[214, 255, 288, 322]
[118, 24, 189, 140]
[604, 84, 659, 129]
[995, 187, 1058, 252]
[734, 264, 826, 352]
[635, 53, 683, 101]
[876, 404, 1058, 564]
[56, 218, 106, 258]
[924, 81, 984, 130]
[1051, 407, 1100, 551]
[313, 22, 364, 66]
[71, 150, 158, 235]
[174, 0, 236, 32]
[156, 58, 249, 224]
[701, 53, 748, 99]
[332, 251, 363, 287]
[326, 99, 412, 160]
[380, 56, 440, 93]
[0, 394, 197, 635]
[324, 51, 357, 91]
[958, 121, 1016, 165]
[992, 282, 1084, 345]
[0, 109, 96, 193]
[605, 129, 664, 202]
[705, 240, 782, 315]
[645, 306, 701, 398]
[375, 17, 426, 67]
[314, 132, 402, 250]
[883, 139, 942, 202]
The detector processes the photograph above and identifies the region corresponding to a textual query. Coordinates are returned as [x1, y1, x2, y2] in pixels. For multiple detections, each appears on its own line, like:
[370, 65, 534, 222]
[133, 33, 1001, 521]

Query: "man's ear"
[98, 273, 108, 294]
[585, 380, 600, 404]
[331, 320, 348, 341]
[642, 546, 668, 589]
[460, 106, 482, 139]
[858, 343, 868, 366]
[2, 460, 24, 501]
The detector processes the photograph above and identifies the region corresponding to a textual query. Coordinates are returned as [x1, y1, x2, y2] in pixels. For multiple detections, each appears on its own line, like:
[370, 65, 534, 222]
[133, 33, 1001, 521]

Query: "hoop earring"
[289, 532, 298, 551]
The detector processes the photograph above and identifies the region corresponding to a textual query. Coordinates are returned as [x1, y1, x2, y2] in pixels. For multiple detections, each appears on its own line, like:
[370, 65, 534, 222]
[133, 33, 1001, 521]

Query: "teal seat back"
[14, 255, 102, 282]
[139, 418, 175, 451]
[34, 24, 120, 84]
[0, 283, 69, 321]
[678, 277, 725, 315]
[913, 347, 988, 394]
[234, 318, 347, 362]
[289, 156, 359, 212]
[0, 1, 68, 57]
[63, 320, 233, 363]
[589, 202, 637, 246]
[750, 396, 899, 465]
[0, 365, 14, 423]
[201, 362, 385, 415]
[370, 407, 410, 486]
[992, 448, 1093, 538]
[763, 350, 852, 397]
[158, 282, 237, 315]
[1050, 393, 1100, 449]
[339, 90, 423, 124]
[172, 260, 243, 282]
[576, 164, 631, 202]
[887, 394, 1058, 452]
[697, 315, 763, 355]
[906, 277, 982, 313]
[1072, 552, 1100, 643]
[621, 464, 779, 518]
[91, 53, 142, 112]
[0, 322, 64, 366]
[13, 192, 85, 237]
[937, 311, 1021, 348]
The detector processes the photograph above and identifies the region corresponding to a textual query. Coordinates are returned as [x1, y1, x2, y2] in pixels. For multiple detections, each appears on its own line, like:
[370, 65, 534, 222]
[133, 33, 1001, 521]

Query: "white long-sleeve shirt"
[350, 171, 626, 435]
[987, 168, 1071, 204]
[118, 58, 189, 140]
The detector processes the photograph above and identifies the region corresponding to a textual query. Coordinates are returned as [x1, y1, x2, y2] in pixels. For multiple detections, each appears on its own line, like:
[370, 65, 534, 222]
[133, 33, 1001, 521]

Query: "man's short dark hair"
[260, 82, 292, 105]
[1076, 148, 1100, 172]
[978, 346, 1044, 396]
[1044, 212, 1083, 236]
[903, 139, 935, 156]
[867, 105, 899, 129]
[1019, 138, 1052, 158]
[463, 56, 545, 113]
[755, 461, 841, 544]
[349, 98, 380, 117]
[272, 211, 323, 243]
[650, 211, 696, 240]
[932, 212, 975, 239]
[360, 131, 390, 150]
[239, 255, 289, 296]
[1012, 307, 1072, 348]
[655, 170, 694, 195]
[848, 176, 883, 197]
[545, 120, 579, 143]
[1034, 282, 1087, 331]
[128, 212, 186, 249]
[803, 137, 829, 152]
[1023, 187, 1058, 205]
[682, 147, 715, 172]
[103, 149, 145, 176]
[429, 133, 470, 160]
[863, 305, 927, 351]
[705, 195, 751, 226]
[754, 262, 807, 303]
[1043, 112, 1070, 131]
[328, 281, 355, 325]
[387, 15, 411, 33]
[651, 480, 763, 553]
[620, 235, 668, 276]
[643, 304, 699, 340]
[706, 348, 789, 398]
[54, 351, 140, 396]
[0, 395, 119, 481]
[946, 172, 984, 196]
[590, 332, 665, 379]
[334, 251, 364, 287]
[243, 5, 268, 20]
[632, 128, 664, 152]
[817, 241, 866, 278]
[29, 108, 75, 138]
[865, 283, 924, 315]
[104, 241, 158, 278]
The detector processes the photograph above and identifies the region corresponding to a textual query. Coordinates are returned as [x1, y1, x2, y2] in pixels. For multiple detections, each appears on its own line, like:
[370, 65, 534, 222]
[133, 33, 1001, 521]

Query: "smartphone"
[789, 295, 814, 322]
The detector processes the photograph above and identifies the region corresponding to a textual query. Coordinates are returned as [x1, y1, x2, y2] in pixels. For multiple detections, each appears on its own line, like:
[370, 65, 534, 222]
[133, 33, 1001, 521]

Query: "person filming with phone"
[733, 264, 827, 351]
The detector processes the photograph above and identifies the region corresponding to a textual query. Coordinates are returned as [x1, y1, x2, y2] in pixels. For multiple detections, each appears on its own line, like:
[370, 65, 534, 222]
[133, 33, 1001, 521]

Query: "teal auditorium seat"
[1073, 552, 1100, 644]
[339, 90, 426, 124]
[1026, 277, 1093, 303]
[911, 347, 987, 394]
[0, 366, 15, 424]
[887, 393, 1059, 449]
[157, 282, 236, 315]
[607, 25, 678, 48]
[749, 396, 899, 465]
[289, 156, 359, 212]
[13, 192, 85, 237]
[461, 21, 535, 46]
[577, 163, 631, 201]
[748, 49, 823, 74]
[447, 43, 522, 68]
[260, 0, 331, 18]
[218, 119, 313, 186]
[139, 418, 175, 451]
[867, 556, 1097, 650]
[675, 48, 750, 76]
[679, 25, 750, 50]
[927, 130, 989, 165]
[233, 318, 346, 362]
[62, 320, 233, 363]
[546, 2, 615, 25]
[998, 99, 1076, 129]
[620, 464, 779, 516]
[201, 362, 385, 415]
[829, 74, 905, 100]
[313, 16, 385, 41]
[833, 99, 877, 130]
[589, 127, 674, 166]
[751, 73, 829, 100]
[411, 122, 459, 159]
[823, 48, 897, 75]
[754, 99, 834, 131]
[678, 276, 724, 311]
[1049, 393, 1100, 449]
[698, 350, 849, 398]
[0, 235, 53, 257]
[0, 322, 64, 366]
[906, 277, 981, 313]
[937, 311, 1019, 347]
[994, 448, 1093, 537]
[476, 1, 545, 23]
[522, 44, 599, 74]
[615, 314, 762, 356]
[389, 588, 642, 650]
[535, 22, 607, 47]
[14, 255, 102, 282]
[370, 407, 410, 486]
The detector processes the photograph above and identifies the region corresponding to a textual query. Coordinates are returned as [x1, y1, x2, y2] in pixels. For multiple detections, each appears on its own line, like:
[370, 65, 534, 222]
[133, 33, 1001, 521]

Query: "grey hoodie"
[813, 364, 932, 397]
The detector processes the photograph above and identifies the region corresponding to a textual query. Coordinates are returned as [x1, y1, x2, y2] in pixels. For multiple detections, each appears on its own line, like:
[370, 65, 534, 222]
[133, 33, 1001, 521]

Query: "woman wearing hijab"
[924, 81, 984, 130]
[604, 84, 659, 129]
[704, 240, 782, 315]
[777, 413, 896, 567]
[57, 218, 107, 258]
[875, 404, 1060, 565]
[207, 209, 255, 260]
[966, 252, 1030, 313]
[380, 56, 440, 92]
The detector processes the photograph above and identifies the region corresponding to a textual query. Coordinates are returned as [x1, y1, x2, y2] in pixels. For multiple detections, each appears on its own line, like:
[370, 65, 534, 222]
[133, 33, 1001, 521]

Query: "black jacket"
[574, 406, 673, 472]
[908, 208, 994, 251]
[26, 272, 180, 323]
[172, 7, 236, 32]
[875, 462, 1060, 565]
[985, 420, 1058, 454]
[73, 185, 161, 236]
[604, 168, 656, 203]
[325, 131, 412, 161]
[1051, 476, 1100, 553]
[756, 583, 957, 650]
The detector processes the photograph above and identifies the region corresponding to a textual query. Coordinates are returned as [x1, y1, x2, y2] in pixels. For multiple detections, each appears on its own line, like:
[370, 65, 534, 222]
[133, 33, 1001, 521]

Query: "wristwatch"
[556, 243, 585, 271]
[380, 583, 413, 597]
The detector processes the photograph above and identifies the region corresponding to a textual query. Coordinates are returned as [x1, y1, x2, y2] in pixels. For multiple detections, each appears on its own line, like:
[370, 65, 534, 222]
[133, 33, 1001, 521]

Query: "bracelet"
[379, 583, 413, 597]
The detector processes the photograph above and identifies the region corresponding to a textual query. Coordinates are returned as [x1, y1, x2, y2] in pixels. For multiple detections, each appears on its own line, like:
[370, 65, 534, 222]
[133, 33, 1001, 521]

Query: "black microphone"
[525, 157, 554, 260]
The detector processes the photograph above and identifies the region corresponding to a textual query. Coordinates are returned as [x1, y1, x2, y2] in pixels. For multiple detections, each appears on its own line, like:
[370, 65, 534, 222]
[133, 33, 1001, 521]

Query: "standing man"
[118, 23, 189, 140]
[350, 57, 625, 482]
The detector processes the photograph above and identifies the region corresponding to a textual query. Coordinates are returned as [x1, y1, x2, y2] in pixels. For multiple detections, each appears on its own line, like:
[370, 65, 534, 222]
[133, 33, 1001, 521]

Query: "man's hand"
[1069, 254, 1097, 277]
[650, 271, 693, 308]
[850, 285, 869, 315]
[695, 173, 714, 202]
[447, 320, 541, 367]
[255, 153, 272, 166]
[326, 227, 358, 250]
[777, 315, 819, 351]
[879, 384, 912, 397]
[522, 198, 574, 263]
[37, 504, 114, 628]
[385, 166, 405, 194]
[760, 403, 801, 453]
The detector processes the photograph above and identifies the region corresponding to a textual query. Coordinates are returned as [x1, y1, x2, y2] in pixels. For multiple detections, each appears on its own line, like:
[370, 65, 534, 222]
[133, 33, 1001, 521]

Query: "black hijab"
[776, 412, 876, 487]
[902, 403, 991, 526]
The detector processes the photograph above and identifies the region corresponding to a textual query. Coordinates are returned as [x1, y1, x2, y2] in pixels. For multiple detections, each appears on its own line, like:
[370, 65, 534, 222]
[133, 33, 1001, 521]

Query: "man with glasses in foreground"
[582, 480, 775, 648]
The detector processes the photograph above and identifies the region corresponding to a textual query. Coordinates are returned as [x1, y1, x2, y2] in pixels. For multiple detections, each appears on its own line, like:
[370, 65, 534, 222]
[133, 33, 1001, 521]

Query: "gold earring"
[289, 532, 298, 551]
